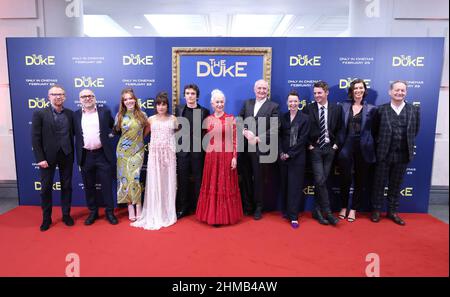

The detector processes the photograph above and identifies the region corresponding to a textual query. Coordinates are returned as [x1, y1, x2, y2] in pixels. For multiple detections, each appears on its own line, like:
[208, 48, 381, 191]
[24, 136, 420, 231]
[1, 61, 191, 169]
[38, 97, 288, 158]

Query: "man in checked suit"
[371, 80, 420, 225]
[303, 81, 343, 226]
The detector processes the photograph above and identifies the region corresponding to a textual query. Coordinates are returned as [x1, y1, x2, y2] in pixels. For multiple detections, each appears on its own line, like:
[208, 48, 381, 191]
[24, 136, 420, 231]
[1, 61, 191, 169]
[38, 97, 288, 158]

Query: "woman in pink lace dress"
[131, 91, 177, 230]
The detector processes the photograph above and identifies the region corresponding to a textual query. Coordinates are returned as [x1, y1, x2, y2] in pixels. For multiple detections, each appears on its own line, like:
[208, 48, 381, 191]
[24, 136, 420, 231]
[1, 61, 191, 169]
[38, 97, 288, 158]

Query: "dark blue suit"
[73, 106, 115, 213]
[337, 101, 376, 210]
[31, 106, 74, 219]
[278, 111, 310, 221]
[303, 101, 343, 214]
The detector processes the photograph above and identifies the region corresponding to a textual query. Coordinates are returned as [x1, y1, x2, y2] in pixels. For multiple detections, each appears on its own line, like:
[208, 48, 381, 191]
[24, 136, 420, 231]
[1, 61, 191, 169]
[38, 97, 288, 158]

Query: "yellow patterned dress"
[116, 111, 147, 204]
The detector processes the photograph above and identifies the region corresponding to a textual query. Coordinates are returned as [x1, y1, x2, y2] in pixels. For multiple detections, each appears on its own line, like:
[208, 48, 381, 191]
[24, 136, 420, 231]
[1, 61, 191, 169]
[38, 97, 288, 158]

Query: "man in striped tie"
[303, 81, 343, 225]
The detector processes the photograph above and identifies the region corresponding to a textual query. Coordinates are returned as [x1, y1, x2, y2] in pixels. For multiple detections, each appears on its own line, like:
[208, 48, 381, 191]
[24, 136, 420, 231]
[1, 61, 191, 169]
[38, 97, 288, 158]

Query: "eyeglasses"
[50, 93, 65, 97]
[80, 95, 95, 99]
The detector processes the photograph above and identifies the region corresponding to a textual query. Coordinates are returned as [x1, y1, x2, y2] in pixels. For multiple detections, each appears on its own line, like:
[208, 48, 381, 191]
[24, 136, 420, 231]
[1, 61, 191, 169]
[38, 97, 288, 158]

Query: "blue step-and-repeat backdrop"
[6, 37, 444, 213]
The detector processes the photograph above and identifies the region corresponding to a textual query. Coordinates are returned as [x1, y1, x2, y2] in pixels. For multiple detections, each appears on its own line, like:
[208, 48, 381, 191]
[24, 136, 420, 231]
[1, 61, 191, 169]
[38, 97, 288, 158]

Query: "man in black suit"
[32, 84, 75, 231]
[73, 89, 118, 225]
[371, 80, 420, 225]
[303, 81, 343, 226]
[175, 84, 210, 219]
[239, 79, 280, 220]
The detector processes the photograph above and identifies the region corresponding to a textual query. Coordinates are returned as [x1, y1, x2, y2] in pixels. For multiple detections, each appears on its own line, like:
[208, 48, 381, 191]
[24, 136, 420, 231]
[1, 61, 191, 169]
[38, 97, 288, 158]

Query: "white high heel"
[128, 204, 136, 221]
[135, 204, 142, 220]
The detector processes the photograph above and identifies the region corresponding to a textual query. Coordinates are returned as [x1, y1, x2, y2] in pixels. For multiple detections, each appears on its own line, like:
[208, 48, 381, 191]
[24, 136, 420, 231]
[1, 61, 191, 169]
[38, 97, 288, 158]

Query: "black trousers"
[279, 158, 306, 221]
[371, 160, 408, 213]
[176, 152, 204, 214]
[309, 145, 336, 213]
[338, 137, 371, 211]
[39, 149, 73, 219]
[241, 151, 272, 212]
[80, 148, 114, 213]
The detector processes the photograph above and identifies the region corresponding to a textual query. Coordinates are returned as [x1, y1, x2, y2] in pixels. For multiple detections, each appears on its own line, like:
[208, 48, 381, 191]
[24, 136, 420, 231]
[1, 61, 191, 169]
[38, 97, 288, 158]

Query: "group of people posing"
[31, 78, 420, 232]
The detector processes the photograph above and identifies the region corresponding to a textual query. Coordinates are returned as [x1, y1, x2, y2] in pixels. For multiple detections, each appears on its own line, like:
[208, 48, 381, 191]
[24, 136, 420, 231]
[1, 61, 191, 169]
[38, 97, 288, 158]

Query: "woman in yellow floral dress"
[115, 88, 149, 221]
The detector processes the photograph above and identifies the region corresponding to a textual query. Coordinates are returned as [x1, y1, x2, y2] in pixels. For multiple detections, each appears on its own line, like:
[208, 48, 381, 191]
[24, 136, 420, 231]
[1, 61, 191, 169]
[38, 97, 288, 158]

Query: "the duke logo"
[392, 55, 424, 67]
[123, 54, 154, 65]
[25, 54, 55, 66]
[74, 76, 105, 88]
[138, 98, 154, 110]
[28, 97, 50, 109]
[197, 59, 247, 77]
[290, 54, 321, 66]
[339, 78, 371, 89]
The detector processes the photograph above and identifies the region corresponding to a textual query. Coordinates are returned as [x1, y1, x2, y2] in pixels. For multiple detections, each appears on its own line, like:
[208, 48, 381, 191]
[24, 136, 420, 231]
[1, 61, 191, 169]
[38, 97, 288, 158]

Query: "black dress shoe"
[312, 210, 329, 225]
[370, 211, 381, 223]
[84, 212, 99, 225]
[62, 215, 74, 226]
[176, 211, 187, 219]
[40, 219, 52, 232]
[325, 213, 339, 226]
[387, 212, 405, 226]
[254, 208, 262, 220]
[106, 212, 118, 225]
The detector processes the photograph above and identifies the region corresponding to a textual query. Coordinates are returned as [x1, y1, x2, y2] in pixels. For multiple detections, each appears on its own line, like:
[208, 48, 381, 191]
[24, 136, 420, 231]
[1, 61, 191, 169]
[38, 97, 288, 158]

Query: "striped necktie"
[319, 106, 326, 148]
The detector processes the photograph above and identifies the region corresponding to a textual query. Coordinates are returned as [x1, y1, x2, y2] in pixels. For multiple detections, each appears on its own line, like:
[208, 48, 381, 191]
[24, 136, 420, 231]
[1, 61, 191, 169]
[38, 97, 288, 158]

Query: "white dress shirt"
[254, 98, 267, 117]
[81, 109, 102, 150]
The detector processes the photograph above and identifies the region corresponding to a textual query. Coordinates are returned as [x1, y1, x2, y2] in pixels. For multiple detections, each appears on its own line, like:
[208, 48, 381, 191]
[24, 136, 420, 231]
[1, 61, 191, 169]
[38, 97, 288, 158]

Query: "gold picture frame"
[171, 47, 272, 110]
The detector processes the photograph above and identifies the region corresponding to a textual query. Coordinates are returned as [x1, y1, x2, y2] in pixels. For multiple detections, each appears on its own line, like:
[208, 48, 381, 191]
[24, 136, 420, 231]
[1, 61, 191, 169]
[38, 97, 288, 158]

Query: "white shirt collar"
[318, 101, 328, 109]
[391, 101, 406, 115]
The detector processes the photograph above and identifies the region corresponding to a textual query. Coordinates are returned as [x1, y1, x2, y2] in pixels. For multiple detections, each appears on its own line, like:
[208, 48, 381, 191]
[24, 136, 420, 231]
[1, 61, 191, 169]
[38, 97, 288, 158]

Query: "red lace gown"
[196, 113, 243, 225]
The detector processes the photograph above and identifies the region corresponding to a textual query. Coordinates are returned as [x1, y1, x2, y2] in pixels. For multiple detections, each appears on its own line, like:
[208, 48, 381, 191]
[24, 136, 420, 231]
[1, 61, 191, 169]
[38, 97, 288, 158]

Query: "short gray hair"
[390, 80, 407, 89]
[210, 89, 226, 103]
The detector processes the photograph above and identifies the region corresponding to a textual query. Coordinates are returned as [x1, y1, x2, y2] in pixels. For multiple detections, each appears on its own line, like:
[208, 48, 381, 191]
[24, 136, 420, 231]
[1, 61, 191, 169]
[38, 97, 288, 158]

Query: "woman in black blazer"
[337, 79, 377, 222]
[279, 90, 310, 228]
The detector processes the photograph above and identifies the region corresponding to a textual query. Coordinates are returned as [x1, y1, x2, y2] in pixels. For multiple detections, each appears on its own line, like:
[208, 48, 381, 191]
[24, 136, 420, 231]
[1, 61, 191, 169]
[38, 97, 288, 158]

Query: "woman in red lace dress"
[195, 89, 243, 226]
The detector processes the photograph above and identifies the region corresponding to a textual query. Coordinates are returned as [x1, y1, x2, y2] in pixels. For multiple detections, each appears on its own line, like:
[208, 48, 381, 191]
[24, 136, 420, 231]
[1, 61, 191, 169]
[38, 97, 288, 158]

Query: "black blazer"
[73, 106, 115, 166]
[338, 101, 377, 163]
[174, 103, 210, 156]
[279, 111, 310, 163]
[302, 101, 343, 148]
[239, 98, 280, 152]
[373, 102, 420, 163]
[31, 106, 74, 165]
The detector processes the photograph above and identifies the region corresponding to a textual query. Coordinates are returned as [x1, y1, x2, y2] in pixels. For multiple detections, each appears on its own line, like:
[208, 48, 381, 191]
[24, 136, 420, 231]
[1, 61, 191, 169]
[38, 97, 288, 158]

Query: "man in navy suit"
[303, 81, 343, 226]
[31, 84, 75, 231]
[73, 89, 118, 225]
[371, 80, 420, 225]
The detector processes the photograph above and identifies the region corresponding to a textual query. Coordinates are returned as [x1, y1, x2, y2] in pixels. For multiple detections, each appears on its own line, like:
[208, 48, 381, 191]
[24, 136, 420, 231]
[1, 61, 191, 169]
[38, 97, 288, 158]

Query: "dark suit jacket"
[239, 98, 280, 153]
[302, 101, 343, 148]
[31, 106, 74, 165]
[279, 111, 310, 163]
[373, 102, 420, 163]
[174, 103, 210, 156]
[338, 101, 377, 163]
[73, 106, 115, 166]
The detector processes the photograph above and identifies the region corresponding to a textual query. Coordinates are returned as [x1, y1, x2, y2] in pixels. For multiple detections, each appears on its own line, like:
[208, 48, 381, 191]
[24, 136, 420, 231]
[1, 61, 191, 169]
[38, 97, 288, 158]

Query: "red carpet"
[0, 206, 448, 277]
